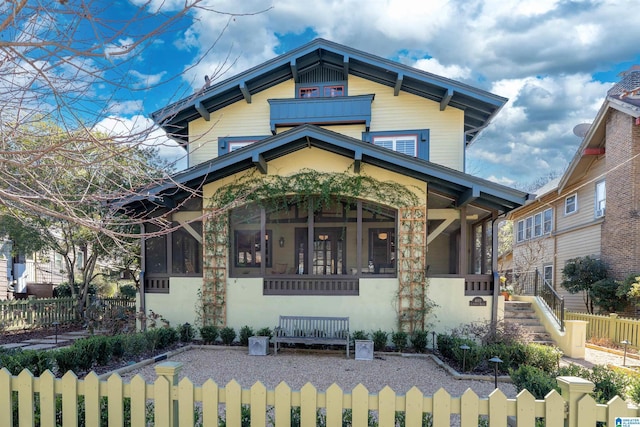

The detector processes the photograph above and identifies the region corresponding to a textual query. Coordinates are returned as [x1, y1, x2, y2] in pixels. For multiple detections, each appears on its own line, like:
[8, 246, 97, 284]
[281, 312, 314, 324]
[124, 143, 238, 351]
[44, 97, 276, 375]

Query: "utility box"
[355, 340, 374, 361]
[249, 336, 269, 356]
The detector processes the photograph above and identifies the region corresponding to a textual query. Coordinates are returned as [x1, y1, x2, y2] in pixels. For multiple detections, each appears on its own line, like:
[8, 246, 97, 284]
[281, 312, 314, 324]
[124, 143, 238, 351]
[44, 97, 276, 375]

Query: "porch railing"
[144, 276, 170, 294]
[464, 274, 493, 296]
[511, 270, 565, 331]
[264, 276, 359, 295]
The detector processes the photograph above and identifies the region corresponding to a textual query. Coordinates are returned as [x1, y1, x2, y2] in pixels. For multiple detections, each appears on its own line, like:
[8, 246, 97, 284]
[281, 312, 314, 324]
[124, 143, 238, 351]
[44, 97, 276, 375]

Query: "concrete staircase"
[504, 301, 554, 345]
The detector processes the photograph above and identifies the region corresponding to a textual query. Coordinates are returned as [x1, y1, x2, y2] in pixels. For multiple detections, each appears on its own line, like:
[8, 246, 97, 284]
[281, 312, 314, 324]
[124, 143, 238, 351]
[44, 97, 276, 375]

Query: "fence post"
[557, 376, 595, 427]
[608, 313, 618, 343]
[155, 362, 183, 427]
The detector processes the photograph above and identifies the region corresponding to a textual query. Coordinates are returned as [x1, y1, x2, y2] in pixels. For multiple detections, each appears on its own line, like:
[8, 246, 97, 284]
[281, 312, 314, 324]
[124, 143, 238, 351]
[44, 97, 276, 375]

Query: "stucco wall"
[429, 277, 495, 334]
[139, 276, 494, 336]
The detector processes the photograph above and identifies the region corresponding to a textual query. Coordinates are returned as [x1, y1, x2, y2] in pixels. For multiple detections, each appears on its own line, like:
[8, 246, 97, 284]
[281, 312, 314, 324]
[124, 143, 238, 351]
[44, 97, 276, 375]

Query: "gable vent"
[299, 66, 345, 83]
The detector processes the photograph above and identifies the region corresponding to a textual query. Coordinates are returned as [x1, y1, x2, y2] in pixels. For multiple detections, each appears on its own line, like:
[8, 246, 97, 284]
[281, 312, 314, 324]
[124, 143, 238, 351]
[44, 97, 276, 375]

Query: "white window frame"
[533, 212, 542, 237]
[543, 208, 553, 234]
[525, 217, 533, 240]
[595, 180, 606, 218]
[372, 134, 418, 157]
[565, 193, 577, 215]
[543, 264, 553, 286]
[516, 220, 525, 242]
[228, 141, 255, 152]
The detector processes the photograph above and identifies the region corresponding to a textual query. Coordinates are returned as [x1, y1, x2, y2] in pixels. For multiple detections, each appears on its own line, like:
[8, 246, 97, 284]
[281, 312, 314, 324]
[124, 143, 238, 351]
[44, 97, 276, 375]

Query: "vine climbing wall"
[397, 206, 428, 332]
[201, 209, 228, 327]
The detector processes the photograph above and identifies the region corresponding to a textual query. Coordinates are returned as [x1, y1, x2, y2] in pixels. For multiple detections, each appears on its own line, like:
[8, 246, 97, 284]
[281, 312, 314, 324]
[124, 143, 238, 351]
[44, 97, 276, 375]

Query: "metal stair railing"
[533, 268, 565, 332]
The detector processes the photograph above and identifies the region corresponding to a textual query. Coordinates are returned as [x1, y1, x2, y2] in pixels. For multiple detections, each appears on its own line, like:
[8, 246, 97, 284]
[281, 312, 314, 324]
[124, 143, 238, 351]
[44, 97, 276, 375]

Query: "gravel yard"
[118, 347, 518, 397]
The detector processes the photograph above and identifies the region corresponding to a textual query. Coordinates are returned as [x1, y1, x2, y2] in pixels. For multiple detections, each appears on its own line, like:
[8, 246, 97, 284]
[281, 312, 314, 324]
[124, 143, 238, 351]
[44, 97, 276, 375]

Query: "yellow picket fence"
[2, 362, 639, 427]
[566, 311, 640, 348]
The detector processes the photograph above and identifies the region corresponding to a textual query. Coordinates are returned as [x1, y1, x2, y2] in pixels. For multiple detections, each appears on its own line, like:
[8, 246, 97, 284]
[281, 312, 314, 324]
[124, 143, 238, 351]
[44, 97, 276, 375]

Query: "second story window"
[299, 87, 320, 98]
[595, 180, 606, 217]
[565, 194, 577, 215]
[373, 135, 417, 156]
[516, 207, 552, 243]
[297, 82, 346, 98]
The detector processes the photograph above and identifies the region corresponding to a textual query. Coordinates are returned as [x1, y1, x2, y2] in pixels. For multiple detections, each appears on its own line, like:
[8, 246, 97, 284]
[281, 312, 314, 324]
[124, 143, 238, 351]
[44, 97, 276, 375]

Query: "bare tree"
[0, 1, 265, 314]
[0, 1, 266, 236]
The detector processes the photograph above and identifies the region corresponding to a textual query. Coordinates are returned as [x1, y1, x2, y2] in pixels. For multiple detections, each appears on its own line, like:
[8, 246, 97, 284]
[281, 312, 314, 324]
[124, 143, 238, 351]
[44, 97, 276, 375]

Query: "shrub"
[156, 327, 178, 349]
[124, 332, 149, 356]
[482, 342, 528, 373]
[629, 377, 640, 404]
[256, 327, 272, 338]
[220, 326, 236, 345]
[391, 330, 408, 352]
[0, 349, 54, 376]
[54, 347, 80, 374]
[200, 326, 219, 344]
[452, 339, 482, 372]
[410, 330, 428, 353]
[509, 365, 558, 399]
[118, 284, 137, 299]
[589, 364, 630, 403]
[239, 325, 254, 346]
[371, 329, 388, 351]
[110, 335, 126, 358]
[526, 344, 562, 373]
[178, 323, 195, 343]
[351, 330, 369, 341]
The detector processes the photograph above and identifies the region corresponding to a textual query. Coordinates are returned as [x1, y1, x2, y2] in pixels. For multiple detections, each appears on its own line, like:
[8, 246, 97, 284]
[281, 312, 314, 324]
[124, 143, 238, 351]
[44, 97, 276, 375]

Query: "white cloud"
[142, 0, 640, 183]
[94, 115, 187, 169]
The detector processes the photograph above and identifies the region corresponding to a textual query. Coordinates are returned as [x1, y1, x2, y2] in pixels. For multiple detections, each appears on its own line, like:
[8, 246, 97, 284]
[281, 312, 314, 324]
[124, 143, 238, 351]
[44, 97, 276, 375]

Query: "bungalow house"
[509, 67, 640, 312]
[122, 39, 528, 334]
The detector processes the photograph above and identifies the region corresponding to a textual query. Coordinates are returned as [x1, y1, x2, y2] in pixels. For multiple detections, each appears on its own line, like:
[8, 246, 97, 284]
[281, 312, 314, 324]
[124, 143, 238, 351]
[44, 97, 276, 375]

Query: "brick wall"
[601, 109, 640, 279]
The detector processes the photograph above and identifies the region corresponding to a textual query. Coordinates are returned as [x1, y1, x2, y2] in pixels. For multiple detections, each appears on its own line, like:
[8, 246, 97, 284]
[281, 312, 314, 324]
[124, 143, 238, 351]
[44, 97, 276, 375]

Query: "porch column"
[492, 217, 500, 323]
[458, 206, 467, 274]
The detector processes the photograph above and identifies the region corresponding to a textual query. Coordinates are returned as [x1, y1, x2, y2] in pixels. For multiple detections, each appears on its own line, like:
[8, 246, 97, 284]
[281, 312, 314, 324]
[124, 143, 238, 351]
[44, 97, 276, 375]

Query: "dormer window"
[297, 82, 346, 98]
[299, 87, 320, 98]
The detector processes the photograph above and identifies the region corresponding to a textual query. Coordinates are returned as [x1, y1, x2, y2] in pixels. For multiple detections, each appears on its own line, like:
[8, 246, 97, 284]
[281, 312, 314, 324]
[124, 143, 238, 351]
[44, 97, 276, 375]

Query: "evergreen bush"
[200, 325, 219, 344]
[239, 325, 254, 346]
[220, 326, 236, 345]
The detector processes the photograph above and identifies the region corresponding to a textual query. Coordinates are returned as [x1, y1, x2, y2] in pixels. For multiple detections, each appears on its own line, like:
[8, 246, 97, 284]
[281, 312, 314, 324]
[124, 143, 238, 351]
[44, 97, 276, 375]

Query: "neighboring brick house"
[120, 39, 528, 333]
[509, 68, 640, 312]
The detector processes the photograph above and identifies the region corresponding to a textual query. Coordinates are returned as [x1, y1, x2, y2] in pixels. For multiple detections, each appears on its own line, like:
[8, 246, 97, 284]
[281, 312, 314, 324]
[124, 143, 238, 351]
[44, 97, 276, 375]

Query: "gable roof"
[123, 125, 527, 214]
[151, 38, 507, 147]
[559, 76, 640, 192]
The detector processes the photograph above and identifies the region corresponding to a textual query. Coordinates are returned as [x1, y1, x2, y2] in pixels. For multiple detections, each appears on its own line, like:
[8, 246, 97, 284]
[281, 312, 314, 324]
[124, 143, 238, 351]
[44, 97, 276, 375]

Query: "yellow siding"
[188, 81, 295, 165]
[348, 75, 465, 170]
[203, 147, 427, 203]
[187, 75, 464, 170]
[144, 278, 201, 326]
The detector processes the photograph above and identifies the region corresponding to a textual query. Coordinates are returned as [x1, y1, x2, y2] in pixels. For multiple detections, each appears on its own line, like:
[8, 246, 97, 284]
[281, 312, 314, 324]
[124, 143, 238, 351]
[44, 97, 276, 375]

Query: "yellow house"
[123, 39, 528, 334]
[509, 67, 640, 313]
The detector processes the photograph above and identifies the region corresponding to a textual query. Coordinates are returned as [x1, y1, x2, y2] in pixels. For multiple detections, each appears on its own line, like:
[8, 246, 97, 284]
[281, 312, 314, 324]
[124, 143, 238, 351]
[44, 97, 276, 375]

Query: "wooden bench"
[273, 315, 350, 357]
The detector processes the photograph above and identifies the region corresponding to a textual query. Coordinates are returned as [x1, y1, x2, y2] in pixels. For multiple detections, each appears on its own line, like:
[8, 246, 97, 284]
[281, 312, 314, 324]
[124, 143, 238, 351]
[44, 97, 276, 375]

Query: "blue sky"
[93, 0, 640, 189]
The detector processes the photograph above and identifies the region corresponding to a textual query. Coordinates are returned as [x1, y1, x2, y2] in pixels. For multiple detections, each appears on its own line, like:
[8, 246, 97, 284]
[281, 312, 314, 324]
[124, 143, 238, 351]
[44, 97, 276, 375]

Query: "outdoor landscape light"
[621, 340, 631, 366]
[489, 356, 503, 389]
[459, 344, 470, 372]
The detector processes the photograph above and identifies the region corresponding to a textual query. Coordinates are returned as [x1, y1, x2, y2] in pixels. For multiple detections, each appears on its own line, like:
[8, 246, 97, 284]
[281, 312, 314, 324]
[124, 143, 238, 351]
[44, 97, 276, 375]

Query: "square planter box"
[249, 336, 269, 356]
[355, 340, 374, 361]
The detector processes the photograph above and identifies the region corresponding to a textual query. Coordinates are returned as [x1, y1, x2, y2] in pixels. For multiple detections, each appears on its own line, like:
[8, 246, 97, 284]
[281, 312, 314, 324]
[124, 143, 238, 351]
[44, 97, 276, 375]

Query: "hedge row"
[436, 333, 561, 374]
[0, 325, 186, 376]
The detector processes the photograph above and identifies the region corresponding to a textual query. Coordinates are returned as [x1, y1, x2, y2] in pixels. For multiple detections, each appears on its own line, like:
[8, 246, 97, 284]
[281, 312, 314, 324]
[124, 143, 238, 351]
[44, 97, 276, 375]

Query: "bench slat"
[273, 315, 350, 357]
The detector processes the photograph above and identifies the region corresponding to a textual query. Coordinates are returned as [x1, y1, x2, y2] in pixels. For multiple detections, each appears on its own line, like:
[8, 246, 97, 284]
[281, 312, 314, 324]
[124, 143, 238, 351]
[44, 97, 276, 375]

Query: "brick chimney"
[601, 67, 640, 280]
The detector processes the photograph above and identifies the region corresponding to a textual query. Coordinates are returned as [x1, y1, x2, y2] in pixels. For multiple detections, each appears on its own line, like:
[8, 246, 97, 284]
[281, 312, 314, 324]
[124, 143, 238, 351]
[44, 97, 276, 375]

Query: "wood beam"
[252, 152, 267, 174]
[440, 88, 453, 111]
[290, 60, 299, 82]
[195, 101, 210, 121]
[394, 73, 403, 96]
[353, 149, 362, 173]
[343, 55, 350, 76]
[458, 186, 480, 207]
[240, 82, 252, 103]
